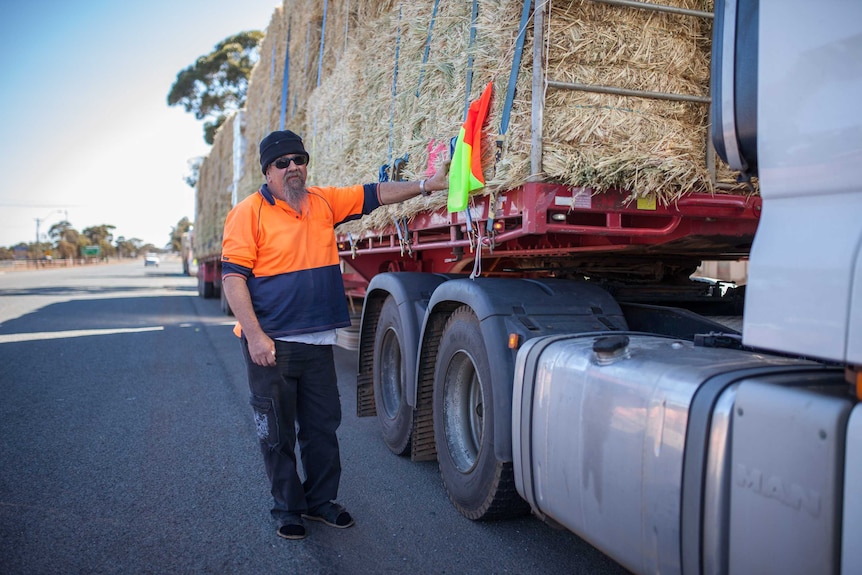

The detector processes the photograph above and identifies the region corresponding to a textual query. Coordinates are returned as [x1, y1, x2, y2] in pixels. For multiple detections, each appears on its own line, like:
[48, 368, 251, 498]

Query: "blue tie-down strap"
[379, 164, 390, 183]
[392, 153, 409, 181]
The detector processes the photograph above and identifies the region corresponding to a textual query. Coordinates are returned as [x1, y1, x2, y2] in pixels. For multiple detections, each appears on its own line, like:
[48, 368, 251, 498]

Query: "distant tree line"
[2, 28, 259, 261]
[0, 217, 193, 261]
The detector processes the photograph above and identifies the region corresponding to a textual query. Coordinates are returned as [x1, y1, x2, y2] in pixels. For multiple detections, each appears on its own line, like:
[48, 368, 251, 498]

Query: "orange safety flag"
[448, 81, 493, 213]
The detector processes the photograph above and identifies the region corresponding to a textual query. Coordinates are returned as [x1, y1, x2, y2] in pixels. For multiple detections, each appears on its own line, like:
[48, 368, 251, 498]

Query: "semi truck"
[193, 0, 860, 572]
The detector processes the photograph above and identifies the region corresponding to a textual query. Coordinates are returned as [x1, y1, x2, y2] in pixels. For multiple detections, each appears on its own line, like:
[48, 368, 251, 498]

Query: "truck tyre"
[433, 305, 527, 520]
[372, 296, 413, 456]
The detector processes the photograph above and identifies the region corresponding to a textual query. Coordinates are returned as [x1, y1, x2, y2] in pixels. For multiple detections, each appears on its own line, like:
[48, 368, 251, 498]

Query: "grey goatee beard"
[282, 171, 308, 214]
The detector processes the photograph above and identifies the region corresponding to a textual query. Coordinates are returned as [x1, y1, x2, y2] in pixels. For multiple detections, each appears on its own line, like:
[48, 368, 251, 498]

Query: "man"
[221, 130, 448, 540]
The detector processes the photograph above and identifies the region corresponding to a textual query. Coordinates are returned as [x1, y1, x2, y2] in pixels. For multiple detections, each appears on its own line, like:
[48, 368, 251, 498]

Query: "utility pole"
[33, 209, 66, 259]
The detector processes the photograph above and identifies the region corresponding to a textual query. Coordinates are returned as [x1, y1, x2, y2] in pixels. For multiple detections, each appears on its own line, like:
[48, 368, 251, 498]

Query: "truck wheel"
[372, 296, 413, 455]
[433, 306, 526, 520]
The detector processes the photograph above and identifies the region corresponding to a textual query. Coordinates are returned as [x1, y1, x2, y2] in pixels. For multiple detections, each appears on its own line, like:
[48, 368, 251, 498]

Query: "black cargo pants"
[241, 338, 342, 524]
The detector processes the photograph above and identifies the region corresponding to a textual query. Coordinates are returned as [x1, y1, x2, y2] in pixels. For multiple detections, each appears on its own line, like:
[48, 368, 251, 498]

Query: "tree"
[48, 220, 81, 259]
[115, 236, 143, 259]
[82, 224, 115, 245]
[139, 243, 159, 256]
[47, 220, 73, 242]
[82, 224, 117, 258]
[169, 217, 193, 252]
[167, 31, 264, 144]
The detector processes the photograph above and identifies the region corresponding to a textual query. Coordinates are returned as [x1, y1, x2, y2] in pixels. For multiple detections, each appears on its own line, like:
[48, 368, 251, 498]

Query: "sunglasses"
[273, 155, 308, 169]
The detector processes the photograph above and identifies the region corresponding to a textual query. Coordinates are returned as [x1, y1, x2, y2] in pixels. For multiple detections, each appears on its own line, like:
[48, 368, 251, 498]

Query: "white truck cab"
[512, 2, 862, 573]
[738, 0, 862, 366]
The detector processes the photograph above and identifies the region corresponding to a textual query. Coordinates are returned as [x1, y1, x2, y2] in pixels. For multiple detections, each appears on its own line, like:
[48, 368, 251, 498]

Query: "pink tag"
[426, 139, 448, 177]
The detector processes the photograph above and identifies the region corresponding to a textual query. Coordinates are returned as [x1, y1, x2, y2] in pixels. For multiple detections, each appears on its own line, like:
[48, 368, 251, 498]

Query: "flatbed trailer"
[338, 184, 759, 282]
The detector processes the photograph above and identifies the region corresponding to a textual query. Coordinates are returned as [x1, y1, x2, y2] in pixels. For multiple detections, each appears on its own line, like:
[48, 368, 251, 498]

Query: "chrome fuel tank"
[512, 333, 844, 575]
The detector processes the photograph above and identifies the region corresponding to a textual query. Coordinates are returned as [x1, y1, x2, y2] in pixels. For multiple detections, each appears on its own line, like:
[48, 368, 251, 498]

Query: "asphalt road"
[0, 259, 630, 575]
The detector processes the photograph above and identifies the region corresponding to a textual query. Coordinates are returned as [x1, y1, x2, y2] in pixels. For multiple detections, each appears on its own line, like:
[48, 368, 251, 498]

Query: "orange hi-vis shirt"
[221, 183, 381, 338]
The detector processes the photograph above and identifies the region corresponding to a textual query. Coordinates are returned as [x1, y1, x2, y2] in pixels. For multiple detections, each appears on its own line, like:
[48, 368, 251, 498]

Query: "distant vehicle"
[144, 253, 160, 267]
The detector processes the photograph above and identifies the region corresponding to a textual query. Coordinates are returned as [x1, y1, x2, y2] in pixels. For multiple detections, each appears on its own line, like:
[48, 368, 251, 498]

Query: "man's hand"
[247, 332, 276, 367]
[425, 160, 450, 193]
[378, 159, 450, 205]
[223, 275, 276, 367]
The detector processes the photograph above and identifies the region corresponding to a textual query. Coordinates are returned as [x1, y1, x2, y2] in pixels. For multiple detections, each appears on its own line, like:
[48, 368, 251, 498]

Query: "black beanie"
[259, 130, 309, 174]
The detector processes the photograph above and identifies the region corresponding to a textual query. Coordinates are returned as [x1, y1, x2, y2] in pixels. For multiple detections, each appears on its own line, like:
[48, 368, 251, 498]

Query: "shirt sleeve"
[362, 183, 382, 214]
[221, 197, 258, 272]
[222, 261, 252, 279]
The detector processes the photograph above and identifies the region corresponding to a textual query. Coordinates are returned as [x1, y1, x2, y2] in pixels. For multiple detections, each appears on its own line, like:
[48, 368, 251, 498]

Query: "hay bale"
[513, 0, 730, 202]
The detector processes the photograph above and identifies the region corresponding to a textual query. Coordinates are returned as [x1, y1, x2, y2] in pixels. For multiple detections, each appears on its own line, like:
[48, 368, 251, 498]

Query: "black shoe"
[277, 516, 307, 540]
[302, 502, 355, 529]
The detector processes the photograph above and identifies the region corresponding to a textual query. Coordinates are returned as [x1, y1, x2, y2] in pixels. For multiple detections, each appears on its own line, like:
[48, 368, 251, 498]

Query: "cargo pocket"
[250, 395, 279, 448]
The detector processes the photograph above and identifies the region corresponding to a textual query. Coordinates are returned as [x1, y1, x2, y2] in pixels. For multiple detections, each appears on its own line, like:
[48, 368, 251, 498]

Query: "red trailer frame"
[338, 183, 761, 291]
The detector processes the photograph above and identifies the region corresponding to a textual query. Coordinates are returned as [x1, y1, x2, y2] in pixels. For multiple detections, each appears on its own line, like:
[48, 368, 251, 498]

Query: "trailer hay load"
[195, 0, 752, 298]
[307, 0, 749, 231]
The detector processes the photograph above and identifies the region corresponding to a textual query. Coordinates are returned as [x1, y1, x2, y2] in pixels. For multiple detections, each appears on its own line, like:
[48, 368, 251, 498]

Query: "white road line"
[0, 326, 165, 344]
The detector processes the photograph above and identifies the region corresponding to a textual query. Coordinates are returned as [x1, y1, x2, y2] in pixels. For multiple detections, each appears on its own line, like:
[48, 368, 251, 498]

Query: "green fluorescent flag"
[448, 81, 493, 213]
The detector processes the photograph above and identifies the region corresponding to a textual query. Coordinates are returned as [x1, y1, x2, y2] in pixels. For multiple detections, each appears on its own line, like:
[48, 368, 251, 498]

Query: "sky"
[0, 0, 281, 249]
